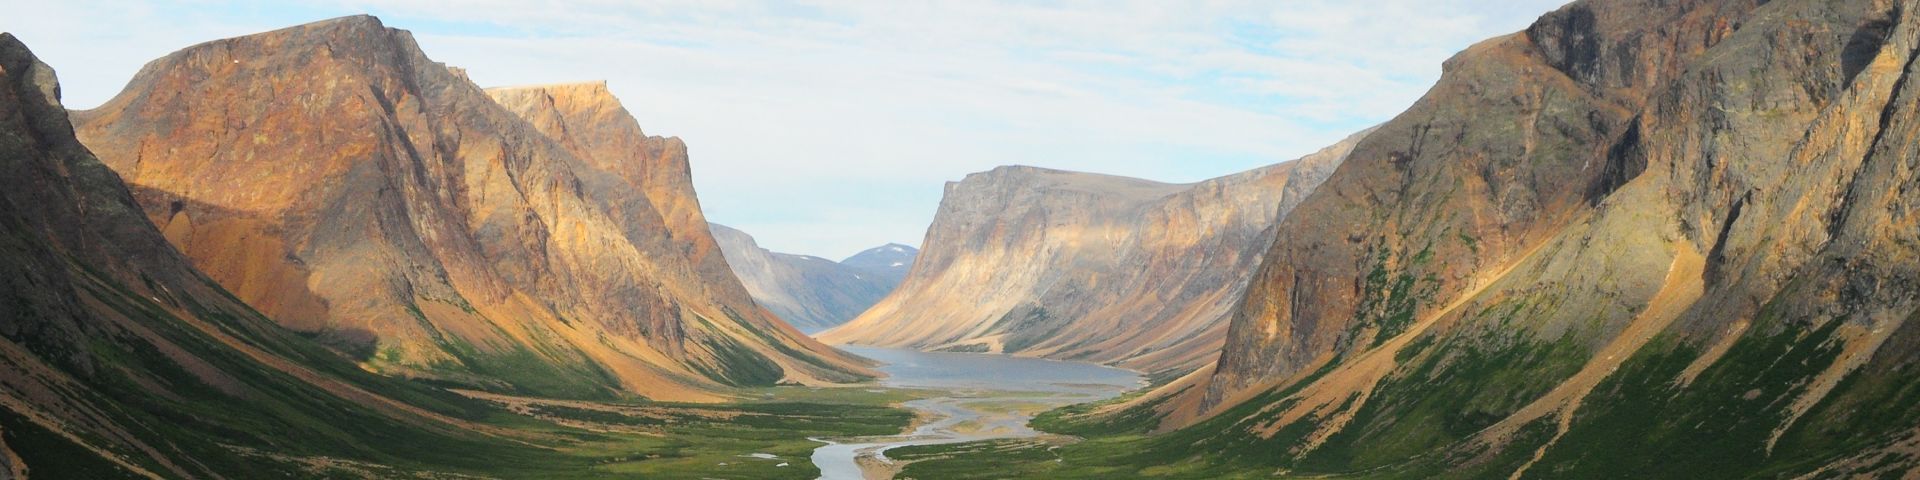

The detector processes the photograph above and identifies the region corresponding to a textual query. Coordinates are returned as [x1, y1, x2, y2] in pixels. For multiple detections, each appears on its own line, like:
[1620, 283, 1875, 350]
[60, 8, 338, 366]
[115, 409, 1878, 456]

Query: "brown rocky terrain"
[70, 16, 872, 402]
[709, 224, 909, 333]
[1070, 0, 1920, 476]
[820, 130, 1368, 376]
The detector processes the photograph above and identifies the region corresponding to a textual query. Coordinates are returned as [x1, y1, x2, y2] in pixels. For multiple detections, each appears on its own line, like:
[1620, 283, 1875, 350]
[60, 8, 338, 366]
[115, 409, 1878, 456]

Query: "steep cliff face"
[71, 16, 871, 402]
[1106, 0, 1920, 476]
[481, 81, 871, 376]
[709, 224, 907, 333]
[483, 82, 734, 301]
[0, 32, 556, 479]
[820, 131, 1366, 375]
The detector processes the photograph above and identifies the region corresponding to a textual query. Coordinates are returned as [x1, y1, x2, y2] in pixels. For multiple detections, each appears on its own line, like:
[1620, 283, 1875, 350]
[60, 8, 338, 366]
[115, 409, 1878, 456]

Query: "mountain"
[709, 225, 908, 333]
[0, 31, 588, 479]
[819, 131, 1366, 376]
[1056, 0, 1920, 476]
[840, 243, 919, 286]
[70, 16, 872, 402]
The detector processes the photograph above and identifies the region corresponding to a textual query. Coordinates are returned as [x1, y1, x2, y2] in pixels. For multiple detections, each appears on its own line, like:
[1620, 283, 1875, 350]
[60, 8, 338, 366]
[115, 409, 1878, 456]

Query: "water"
[811, 346, 1144, 480]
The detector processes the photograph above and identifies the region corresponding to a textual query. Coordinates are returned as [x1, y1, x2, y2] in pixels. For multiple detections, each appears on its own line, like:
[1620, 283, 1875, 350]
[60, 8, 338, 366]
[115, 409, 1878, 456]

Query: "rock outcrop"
[820, 130, 1367, 376]
[1095, 0, 1920, 477]
[71, 16, 872, 402]
[710, 225, 909, 333]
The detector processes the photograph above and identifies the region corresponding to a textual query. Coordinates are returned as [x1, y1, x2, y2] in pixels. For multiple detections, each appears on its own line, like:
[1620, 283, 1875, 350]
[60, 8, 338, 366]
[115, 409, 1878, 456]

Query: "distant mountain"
[819, 129, 1366, 376]
[71, 16, 872, 401]
[711, 225, 912, 333]
[840, 243, 919, 286]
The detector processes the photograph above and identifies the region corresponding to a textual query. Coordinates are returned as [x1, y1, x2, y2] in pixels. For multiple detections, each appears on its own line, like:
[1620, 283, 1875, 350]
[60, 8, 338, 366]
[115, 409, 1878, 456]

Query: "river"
[810, 346, 1144, 480]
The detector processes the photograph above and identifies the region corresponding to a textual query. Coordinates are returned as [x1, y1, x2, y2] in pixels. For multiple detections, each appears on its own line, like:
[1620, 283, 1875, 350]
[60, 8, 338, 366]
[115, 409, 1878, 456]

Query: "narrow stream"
[811, 346, 1144, 480]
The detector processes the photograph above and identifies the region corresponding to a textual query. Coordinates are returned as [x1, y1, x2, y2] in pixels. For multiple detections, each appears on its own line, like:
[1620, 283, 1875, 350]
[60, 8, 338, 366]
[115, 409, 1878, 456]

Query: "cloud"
[1, 0, 1570, 259]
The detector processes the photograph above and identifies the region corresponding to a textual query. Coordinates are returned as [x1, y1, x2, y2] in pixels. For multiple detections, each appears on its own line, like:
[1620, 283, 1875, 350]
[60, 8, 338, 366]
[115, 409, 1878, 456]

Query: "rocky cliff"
[71, 16, 872, 402]
[0, 32, 566, 478]
[820, 131, 1367, 376]
[710, 224, 908, 333]
[1083, 0, 1920, 476]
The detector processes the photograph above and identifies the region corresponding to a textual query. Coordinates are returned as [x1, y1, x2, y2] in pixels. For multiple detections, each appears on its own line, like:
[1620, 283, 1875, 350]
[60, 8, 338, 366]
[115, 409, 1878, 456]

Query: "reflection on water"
[811, 346, 1144, 480]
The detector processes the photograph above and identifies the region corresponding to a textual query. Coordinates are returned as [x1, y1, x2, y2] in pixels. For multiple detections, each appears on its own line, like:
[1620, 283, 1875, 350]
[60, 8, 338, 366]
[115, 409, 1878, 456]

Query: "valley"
[6, 0, 1920, 478]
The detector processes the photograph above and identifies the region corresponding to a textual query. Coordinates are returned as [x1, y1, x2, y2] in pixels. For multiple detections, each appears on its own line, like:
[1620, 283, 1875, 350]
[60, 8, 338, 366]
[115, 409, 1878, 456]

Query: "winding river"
[811, 346, 1144, 480]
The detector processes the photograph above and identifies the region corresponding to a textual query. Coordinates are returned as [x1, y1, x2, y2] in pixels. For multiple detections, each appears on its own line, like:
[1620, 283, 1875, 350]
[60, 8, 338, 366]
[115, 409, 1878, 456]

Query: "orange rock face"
[73, 16, 871, 401]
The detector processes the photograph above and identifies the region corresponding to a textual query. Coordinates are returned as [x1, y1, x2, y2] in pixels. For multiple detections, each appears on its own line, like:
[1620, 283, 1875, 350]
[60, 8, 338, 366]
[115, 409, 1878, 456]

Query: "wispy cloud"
[2, 0, 1568, 258]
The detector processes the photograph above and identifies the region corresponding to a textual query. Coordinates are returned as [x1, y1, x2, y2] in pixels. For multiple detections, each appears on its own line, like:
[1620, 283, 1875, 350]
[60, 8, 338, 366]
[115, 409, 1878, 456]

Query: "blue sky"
[5, 0, 1569, 259]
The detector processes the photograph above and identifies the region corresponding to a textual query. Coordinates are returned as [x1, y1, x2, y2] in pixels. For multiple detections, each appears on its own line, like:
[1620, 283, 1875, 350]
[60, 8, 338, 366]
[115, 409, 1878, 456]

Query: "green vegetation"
[1354, 244, 1440, 347]
[1518, 301, 1920, 478]
[387, 298, 632, 400]
[691, 313, 791, 387]
[488, 386, 919, 479]
[1031, 386, 1176, 437]
[0, 408, 144, 479]
[935, 343, 991, 353]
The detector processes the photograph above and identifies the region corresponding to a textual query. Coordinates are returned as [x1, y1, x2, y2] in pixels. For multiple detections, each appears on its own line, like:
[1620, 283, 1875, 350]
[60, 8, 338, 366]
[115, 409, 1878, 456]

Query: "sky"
[4, 0, 1570, 259]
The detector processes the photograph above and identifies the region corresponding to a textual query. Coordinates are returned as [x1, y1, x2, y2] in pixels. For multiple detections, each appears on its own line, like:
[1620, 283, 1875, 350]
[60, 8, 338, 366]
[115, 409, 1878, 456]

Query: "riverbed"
[811, 346, 1144, 480]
